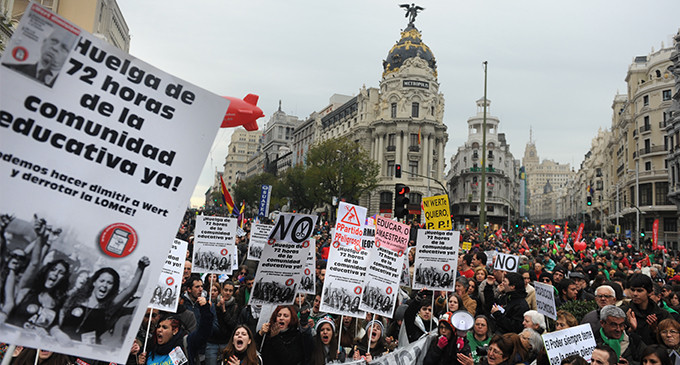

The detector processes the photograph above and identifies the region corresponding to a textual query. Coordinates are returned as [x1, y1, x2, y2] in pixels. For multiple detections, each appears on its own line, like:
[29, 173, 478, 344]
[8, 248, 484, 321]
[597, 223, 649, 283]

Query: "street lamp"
[628, 160, 640, 250]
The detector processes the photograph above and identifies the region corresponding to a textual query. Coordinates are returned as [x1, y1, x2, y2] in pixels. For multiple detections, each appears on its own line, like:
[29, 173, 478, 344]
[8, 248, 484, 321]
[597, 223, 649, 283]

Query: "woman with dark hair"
[467, 315, 493, 364]
[641, 345, 672, 365]
[12, 348, 73, 365]
[52, 257, 150, 344]
[220, 325, 261, 365]
[311, 316, 345, 365]
[257, 304, 312, 365]
[489, 272, 529, 335]
[1, 217, 70, 333]
[138, 296, 213, 365]
[424, 312, 471, 365]
[462, 334, 516, 365]
[352, 319, 388, 361]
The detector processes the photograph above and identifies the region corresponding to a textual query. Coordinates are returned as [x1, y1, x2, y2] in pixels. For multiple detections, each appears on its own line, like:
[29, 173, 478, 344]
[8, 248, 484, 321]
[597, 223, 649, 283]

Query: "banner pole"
[337, 315, 344, 356]
[143, 308, 154, 353]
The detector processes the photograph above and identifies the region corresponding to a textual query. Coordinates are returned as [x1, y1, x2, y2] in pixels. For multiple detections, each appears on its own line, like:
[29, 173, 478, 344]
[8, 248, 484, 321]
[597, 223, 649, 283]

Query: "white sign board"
[493, 252, 520, 272]
[192, 216, 237, 274]
[0, 4, 228, 363]
[534, 281, 557, 320]
[247, 223, 274, 261]
[298, 237, 316, 295]
[412, 230, 460, 291]
[149, 239, 188, 312]
[542, 324, 597, 365]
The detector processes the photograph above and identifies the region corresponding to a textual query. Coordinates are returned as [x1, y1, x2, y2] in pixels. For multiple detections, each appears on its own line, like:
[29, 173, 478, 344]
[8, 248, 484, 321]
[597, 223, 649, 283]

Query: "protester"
[656, 318, 680, 353]
[257, 305, 312, 365]
[640, 345, 671, 365]
[594, 305, 645, 365]
[556, 310, 579, 330]
[489, 272, 529, 334]
[626, 274, 671, 345]
[404, 290, 438, 343]
[423, 311, 468, 365]
[352, 319, 388, 361]
[310, 316, 345, 364]
[522, 310, 546, 334]
[219, 325, 261, 365]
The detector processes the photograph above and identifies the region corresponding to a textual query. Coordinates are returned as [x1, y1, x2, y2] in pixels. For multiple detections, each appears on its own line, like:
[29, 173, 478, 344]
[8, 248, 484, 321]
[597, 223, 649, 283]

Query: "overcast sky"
[117, 0, 680, 208]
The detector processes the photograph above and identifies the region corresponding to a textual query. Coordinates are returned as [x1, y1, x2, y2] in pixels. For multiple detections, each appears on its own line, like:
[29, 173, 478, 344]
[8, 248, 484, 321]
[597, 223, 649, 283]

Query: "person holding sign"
[352, 319, 388, 361]
[423, 311, 471, 365]
[489, 273, 529, 335]
[310, 316, 345, 364]
[404, 289, 438, 343]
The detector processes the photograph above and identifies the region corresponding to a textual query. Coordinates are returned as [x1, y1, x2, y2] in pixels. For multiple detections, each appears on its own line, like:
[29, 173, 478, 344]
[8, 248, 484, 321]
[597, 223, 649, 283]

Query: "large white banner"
[192, 216, 237, 274]
[248, 213, 316, 306]
[542, 324, 597, 365]
[0, 4, 228, 363]
[359, 217, 408, 318]
[247, 222, 274, 261]
[329, 333, 434, 365]
[534, 281, 557, 320]
[412, 230, 459, 291]
[149, 239, 187, 312]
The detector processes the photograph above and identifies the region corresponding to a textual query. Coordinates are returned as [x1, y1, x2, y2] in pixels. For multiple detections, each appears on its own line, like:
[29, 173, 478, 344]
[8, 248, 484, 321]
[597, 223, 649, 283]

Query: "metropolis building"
[314, 20, 448, 218]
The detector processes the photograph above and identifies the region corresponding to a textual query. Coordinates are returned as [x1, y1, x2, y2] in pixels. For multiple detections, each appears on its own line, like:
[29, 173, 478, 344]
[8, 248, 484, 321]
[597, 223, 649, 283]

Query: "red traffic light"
[395, 164, 402, 178]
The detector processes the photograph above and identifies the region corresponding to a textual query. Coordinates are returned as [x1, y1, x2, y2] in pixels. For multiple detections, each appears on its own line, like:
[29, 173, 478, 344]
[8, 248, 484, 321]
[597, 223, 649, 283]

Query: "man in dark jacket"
[623, 274, 670, 345]
[489, 272, 529, 334]
[404, 289, 439, 343]
[594, 305, 646, 365]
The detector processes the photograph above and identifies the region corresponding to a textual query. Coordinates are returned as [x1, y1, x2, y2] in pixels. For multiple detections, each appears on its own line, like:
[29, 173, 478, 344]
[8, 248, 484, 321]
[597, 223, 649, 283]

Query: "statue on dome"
[400, 3, 424, 26]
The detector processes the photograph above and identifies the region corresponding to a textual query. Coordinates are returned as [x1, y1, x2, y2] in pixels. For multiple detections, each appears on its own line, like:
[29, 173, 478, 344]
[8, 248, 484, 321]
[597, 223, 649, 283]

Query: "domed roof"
[382, 25, 437, 77]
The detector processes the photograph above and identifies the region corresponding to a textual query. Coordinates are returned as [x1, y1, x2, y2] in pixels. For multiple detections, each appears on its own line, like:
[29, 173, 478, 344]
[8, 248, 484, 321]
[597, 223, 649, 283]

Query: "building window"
[472, 176, 478, 184]
[410, 133, 419, 146]
[409, 161, 418, 174]
[664, 217, 677, 232]
[663, 90, 672, 101]
[645, 161, 651, 171]
[644, 139, 651, 153]
[640, 183, 652, 205]
[470, 205, 477, 212]
[473, 150, 479, 159]
[656, 182, 669, 205]
[408, 192, 422, 204]
[411, 102, 419, 117]
[380, 192, 393, 203]
[488, 177, 493, 184]
[388, 133, 396, 147]
[391, 103, 397, 118]
[643, 95, 649, 106]
[487, 205, 494, 212]
[644, 116, 650, 130]
[387, 160, 395, 177]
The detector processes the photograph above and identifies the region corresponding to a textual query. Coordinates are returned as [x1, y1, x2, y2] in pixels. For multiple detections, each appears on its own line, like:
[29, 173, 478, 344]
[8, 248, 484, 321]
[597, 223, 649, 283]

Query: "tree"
[306, 137, 380, 209]
[279, 164, 321, 213]
[231, 172, 286, 213]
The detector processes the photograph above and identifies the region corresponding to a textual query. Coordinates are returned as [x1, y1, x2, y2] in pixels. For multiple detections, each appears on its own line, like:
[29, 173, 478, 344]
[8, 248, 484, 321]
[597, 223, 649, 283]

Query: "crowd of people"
[2, 210, 680, 365]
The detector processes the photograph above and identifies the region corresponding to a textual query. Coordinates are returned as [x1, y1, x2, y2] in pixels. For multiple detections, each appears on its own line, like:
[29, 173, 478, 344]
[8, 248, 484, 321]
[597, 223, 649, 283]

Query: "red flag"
[496, 227, 503, 238]
[563, 222, 569, 244]
[575, 223, 585, 243]
[220, 175, 235, 214]
[652, 219, 659, 250]
[521, 237, 529, 250]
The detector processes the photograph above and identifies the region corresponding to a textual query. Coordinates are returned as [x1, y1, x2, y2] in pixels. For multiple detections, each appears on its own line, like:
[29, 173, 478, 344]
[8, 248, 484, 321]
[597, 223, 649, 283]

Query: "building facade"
[668, 30, 680, 247]
[447, 98, 520, 229]
[222, 129, 263, 188]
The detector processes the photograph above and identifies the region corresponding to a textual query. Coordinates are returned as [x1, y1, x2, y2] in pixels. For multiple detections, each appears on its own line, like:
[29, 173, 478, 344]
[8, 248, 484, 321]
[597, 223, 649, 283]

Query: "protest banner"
[421, 194, 451, 230]
[493, 252, 520, 272]
[329, 333, 434, 365]
[542, 324, 597, 365]
[149, 239, 188, 312]
[413, 229, 460, 291]
[400, 252, 411, 287]
[298, 237, 316, 295]
[247, 222, 274, 261]
[192, 216, 237, 274]
[249, 213, 316, 306]
[255, 304, 277, 332]
[320, 203, 368, 318]
[485, 250, 497, 266]
[461, 241, 472, 251]
[534, 281, 557, 320]
[0, 4, 228, 362]
[258, 184, 272, 218]
[359, 216, 409, 318]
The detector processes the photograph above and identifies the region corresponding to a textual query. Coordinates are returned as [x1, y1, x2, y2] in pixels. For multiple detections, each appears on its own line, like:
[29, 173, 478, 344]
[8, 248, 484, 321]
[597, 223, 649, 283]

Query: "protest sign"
[421, 194, 451, 230]
[534, 281, 557, 320]
[542, 324, 597, 365]
[249, 213, 316, 305]
[359, 216, 409, 317]
[329, 333, 434, 365]
[255, 304, 277, 332]
[0, 4, 228, 362]
[320, 204, 369, 318]
[299, 237, 316, 295]
[149, 239, 187, 312]
[493, 252, 520, 272]
[413, 230, 460, 291]
[192, 216, 237, 274]
[461, 241, 472, 251]
[400, 251, 411, 287]
[485, 250, 497, 266]
[247, 222, 274, 261]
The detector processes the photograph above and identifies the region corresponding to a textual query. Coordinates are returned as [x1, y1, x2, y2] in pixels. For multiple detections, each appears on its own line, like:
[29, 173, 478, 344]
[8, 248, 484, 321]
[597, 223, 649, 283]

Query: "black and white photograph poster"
[248, 213, 316, 306]
[413, 230, 460, 291]
[192, 216, 237, 274]
[319, 224, 371, 319]
[247, 222, 274, 261]
[149, 239, 188, 313]
[0, 4, 228, 363]
[359, 216, 409, 318]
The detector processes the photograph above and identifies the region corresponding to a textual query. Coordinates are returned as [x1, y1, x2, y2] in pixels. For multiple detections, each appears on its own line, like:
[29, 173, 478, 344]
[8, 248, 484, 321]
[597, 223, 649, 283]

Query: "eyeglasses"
[595, 295, 615, 299]
[604, 322, 625, 328]
[661, 330, 680, 336]
[541, 279, 552, 283]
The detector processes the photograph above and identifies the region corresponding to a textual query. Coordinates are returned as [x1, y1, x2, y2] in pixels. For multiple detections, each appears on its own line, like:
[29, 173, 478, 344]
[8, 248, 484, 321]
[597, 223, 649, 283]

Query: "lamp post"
[627, 161, 640, 249]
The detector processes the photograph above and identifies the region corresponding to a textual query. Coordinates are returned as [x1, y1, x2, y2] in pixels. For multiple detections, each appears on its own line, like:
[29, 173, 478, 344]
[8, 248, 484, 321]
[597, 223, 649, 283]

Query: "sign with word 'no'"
[493, 252, 519, 272]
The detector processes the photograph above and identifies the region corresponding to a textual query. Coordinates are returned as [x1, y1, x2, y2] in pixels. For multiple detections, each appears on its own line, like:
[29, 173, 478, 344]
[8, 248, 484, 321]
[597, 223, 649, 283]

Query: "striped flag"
[220, 175, 235, 214]
[238, 201, 246, 227]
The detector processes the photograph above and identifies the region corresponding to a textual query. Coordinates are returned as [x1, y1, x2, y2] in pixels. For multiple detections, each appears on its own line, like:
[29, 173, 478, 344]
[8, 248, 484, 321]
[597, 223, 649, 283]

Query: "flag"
[238, 201, 246, 228]
[417, 127, 421, 145]
[521, 237, 529, 250]
[220, 175, 235, 214]
[495, 227, 502, 238]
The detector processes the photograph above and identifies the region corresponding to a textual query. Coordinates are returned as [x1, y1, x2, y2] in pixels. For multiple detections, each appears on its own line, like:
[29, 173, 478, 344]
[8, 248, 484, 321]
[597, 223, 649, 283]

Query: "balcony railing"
[386, 145, 396, 151]
[638, 145, 665, 156]
[409, 145, 420, 152]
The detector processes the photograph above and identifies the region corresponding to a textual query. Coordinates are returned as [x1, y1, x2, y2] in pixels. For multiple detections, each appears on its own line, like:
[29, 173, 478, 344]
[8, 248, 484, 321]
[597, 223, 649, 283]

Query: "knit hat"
[315, 315, 335, 333]
[365, 320, 385, 337]
[438, 311, 454, 331]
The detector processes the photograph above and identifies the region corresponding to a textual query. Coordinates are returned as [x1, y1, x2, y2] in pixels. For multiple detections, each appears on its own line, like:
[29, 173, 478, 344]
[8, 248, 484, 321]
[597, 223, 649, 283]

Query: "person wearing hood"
[138, 295, 214, 365]
[404, 289, 439, 343]
[352, 319, 388, 361]
[424, 311, 471, 365]
[489, 272, 529, 335]
[311, 315, 346, 365]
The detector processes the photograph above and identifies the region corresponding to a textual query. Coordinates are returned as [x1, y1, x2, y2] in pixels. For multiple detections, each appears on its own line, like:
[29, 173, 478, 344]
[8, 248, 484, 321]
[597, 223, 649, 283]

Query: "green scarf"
[467, 331, 491, 364]
[599, 327, 622, 359]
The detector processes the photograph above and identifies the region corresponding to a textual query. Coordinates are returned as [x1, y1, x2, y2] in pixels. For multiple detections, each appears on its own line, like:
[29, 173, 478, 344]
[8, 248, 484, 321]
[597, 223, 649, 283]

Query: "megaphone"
[450, 310, 474, 331]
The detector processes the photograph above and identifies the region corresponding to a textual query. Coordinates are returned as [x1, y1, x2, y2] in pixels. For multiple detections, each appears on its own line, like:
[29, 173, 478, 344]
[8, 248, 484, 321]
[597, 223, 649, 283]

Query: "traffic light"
[395, 164, 402, 178]
[586, 196, 592, 206]
[394, 183, 410, 219]
[641, 229, 645, 238]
